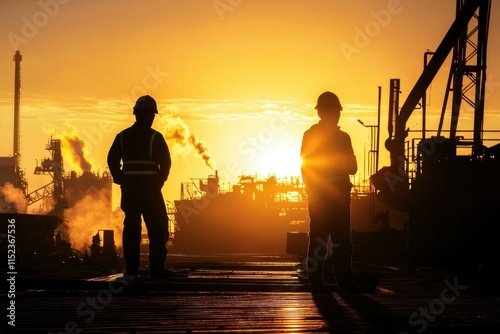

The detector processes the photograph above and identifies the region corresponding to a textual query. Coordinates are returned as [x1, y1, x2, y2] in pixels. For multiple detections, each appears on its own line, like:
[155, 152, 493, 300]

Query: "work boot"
[123, 266, 139, 280]
[150, 267, 175, 279]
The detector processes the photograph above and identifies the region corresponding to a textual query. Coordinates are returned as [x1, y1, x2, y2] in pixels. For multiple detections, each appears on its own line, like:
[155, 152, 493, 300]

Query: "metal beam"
[396, 0, 482, 136]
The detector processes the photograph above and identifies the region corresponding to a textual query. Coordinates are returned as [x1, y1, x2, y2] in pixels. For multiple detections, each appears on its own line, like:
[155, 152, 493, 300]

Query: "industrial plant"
[1, 1, 500, 332]
[2, 0, 500, 274]
[0, 50, 116, 268]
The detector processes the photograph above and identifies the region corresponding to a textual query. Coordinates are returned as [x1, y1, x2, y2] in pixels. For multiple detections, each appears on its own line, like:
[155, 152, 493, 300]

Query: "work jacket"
[107, 122, 171, 186]
[300, 120, 357, 192]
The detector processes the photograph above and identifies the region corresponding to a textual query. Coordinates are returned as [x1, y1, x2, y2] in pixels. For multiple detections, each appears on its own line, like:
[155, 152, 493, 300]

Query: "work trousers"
[120, 178, 169, 273]
[306, 182, 354, 287]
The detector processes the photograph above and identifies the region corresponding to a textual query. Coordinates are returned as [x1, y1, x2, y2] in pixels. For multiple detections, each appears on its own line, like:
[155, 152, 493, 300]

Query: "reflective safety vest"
[120, 131, 159, 176]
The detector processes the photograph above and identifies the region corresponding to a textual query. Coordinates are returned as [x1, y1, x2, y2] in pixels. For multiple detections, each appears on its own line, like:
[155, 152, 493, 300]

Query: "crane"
[371, 0, 499, 273]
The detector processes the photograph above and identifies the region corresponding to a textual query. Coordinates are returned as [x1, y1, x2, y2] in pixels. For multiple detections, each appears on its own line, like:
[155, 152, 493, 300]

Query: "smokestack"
[13, 50, 22, 188]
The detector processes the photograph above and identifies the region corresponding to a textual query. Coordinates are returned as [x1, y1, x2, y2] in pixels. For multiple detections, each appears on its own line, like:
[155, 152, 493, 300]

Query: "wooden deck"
[4, 255, 500, 333]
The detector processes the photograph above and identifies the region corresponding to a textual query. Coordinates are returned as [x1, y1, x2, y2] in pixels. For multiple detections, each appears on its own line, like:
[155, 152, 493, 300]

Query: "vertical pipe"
[422, 53, 427, 140]
[376, 86, 381, 173]
[473, 0, 490, 157]
[423, 51, 435, 139]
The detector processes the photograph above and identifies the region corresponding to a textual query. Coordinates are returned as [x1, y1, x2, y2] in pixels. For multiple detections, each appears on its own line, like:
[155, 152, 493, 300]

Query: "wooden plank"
[6, 259, 500, 333]
[12, 289, 500, 333]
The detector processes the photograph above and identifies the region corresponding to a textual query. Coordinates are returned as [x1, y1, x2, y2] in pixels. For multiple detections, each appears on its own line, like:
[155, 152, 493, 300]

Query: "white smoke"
[156, 109, 217, 170]
[0, 182, 28, 213]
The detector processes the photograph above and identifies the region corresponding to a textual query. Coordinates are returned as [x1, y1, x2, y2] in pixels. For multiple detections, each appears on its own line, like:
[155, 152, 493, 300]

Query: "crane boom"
[388, 0, 485, 169]
[371, 0, 499, 274]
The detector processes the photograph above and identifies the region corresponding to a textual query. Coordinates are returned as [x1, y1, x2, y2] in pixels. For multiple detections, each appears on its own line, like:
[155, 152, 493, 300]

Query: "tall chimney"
[13, 50, 22, 187]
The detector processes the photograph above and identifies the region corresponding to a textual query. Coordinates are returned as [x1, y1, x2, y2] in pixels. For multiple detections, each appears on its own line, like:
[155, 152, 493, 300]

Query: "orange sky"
[1, 0, 499, 210]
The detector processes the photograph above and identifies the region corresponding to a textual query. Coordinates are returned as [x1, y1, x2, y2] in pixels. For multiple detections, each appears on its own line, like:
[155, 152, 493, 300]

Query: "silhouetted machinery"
[85, 230, 118, 264]
[29, 138, 67, 217]
[372, 0, 499, 273]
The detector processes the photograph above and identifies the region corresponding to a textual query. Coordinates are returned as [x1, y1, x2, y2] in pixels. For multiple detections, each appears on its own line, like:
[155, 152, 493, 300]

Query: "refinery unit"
[0, 51, 407, 270]
[173, 172, 310, 254]
[172, 171, 408, 257]
[0, 51, 115, 268]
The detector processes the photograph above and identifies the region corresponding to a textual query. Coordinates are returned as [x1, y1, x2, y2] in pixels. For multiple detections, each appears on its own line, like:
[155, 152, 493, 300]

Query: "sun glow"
[255, 142, 302, 177]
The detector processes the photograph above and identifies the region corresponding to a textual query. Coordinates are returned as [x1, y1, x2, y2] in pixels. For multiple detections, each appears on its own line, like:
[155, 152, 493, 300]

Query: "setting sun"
[255, 142, 303, 178]
[1, 2, 499, 331]
[0, 0, 498, 208]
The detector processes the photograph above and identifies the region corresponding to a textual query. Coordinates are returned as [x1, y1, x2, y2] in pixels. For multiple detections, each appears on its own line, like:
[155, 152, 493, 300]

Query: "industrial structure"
[0, 50, 114, 266]
[2, 2, 499, 332]
[12, 50, 27, 193]
[1, 1, 498, 276]
[173, 1, 498, 275]
[172, 170, 407, 257]
[0, 51, 28, 200]
[372, 0, 499, 273]
[173, 172, 310, 254]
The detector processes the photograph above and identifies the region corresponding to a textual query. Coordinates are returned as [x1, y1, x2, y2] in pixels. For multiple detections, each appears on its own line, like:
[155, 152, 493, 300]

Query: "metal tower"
[12, 50, 27, 194]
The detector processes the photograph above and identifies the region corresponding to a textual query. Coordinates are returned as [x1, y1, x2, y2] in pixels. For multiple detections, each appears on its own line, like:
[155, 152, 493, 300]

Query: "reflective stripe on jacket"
[120, 131, 159, 176]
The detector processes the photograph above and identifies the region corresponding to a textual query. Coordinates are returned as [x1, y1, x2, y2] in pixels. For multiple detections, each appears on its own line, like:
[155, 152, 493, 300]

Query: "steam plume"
[43, 122, 93, 174]
[61, 134, 93, 173]
[157, 110, 217, 170]
[0, 182, 28, 213]
[188, 135, 215, 169]
[61, 187, 123, 253]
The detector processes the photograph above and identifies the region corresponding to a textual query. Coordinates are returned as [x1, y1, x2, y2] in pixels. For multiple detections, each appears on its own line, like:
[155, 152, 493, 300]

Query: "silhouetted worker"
[300, 91, 358, 292]
[107, 95, 173, 279]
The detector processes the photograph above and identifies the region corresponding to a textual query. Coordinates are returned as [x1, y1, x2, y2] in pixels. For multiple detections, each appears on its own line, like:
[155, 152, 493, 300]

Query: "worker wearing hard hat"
[107, 95, 173, 279]
[300, 91, 358, 293]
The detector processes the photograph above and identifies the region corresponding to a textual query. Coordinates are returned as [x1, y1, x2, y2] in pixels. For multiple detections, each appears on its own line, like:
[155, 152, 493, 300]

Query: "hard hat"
[315, 91, 342, 110]
[133, 95, 158, 114]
